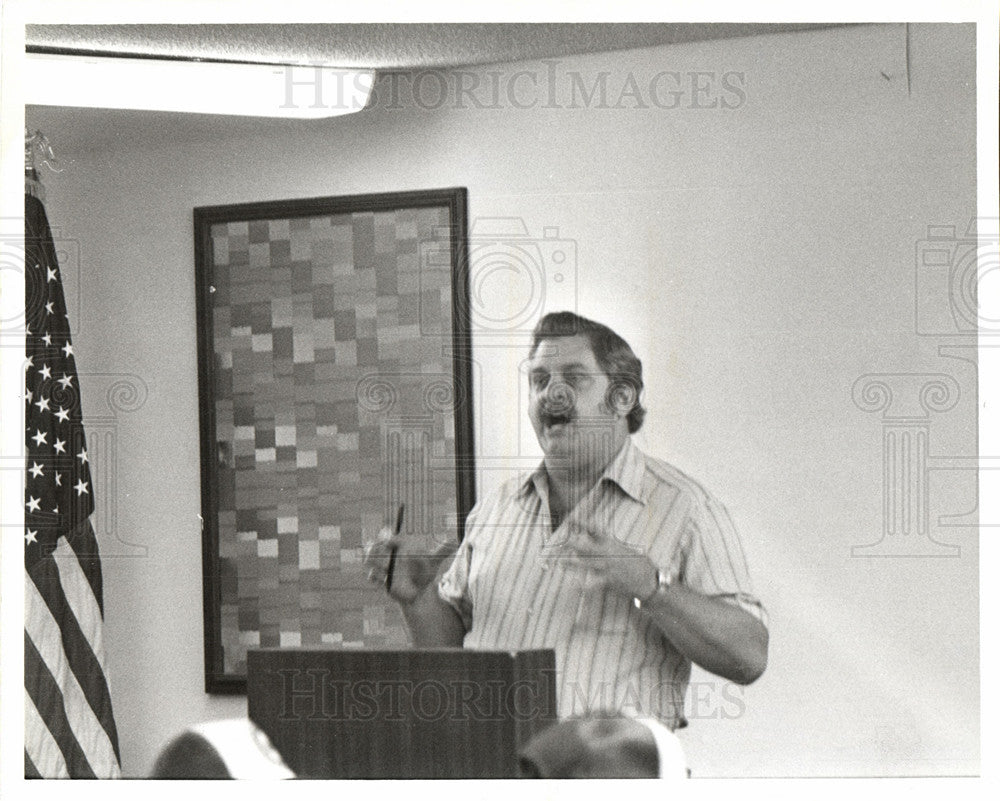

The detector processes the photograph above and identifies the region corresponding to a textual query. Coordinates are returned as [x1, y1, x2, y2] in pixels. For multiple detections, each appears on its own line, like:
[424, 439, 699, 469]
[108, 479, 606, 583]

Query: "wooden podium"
[247, 648, 557, 778]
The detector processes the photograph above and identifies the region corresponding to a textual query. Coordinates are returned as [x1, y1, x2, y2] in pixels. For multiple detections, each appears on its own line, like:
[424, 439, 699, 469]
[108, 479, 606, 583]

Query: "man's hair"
[529, 311, 647, 433]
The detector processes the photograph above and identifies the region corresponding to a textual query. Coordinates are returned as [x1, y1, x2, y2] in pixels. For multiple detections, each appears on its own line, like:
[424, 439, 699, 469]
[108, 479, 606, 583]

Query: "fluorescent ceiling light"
[25, 52, 375, 119]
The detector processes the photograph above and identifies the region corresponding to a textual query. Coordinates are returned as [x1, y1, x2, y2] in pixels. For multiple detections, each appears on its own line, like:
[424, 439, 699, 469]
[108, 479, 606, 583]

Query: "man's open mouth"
[542, 413, 573, 429]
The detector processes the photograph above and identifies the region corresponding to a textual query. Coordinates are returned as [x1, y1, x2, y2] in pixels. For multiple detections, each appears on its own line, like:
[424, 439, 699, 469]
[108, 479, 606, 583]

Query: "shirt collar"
[601, 437, 646, 503]
[517, 437, 647, 505]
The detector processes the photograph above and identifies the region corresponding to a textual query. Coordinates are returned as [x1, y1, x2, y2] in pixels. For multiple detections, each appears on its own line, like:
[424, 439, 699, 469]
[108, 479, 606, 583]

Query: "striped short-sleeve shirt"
[438, 437, 765, 729]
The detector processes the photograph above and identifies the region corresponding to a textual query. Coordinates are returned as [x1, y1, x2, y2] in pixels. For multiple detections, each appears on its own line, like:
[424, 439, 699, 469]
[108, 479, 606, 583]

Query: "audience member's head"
[150, 719, 295, 779]
[518, 715, 688, 779]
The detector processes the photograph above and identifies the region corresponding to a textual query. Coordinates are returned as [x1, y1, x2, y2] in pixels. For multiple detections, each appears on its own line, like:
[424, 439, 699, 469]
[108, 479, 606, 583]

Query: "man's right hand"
[362, 528, 457, 605]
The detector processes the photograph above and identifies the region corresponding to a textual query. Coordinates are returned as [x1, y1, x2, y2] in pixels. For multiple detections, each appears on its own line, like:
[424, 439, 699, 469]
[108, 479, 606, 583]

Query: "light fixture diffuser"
[25, 52, 375, 119]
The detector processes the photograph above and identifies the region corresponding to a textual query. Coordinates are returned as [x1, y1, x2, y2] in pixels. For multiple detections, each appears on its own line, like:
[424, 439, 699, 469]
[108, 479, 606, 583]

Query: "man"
[364, 311, 767, 729]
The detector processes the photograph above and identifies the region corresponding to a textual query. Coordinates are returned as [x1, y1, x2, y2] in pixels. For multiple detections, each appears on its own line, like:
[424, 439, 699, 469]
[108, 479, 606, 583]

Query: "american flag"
[24, 190, 121, 778]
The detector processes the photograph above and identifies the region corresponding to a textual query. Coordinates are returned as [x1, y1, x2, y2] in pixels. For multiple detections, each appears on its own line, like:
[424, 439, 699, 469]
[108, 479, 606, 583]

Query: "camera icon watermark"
[914, 217, 999, 336]
[462, 217, 577, 336]
[418, 216, 578, 341]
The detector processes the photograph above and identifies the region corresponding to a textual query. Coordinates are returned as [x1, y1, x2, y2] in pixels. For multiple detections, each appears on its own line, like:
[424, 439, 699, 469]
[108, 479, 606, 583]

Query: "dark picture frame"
[194, 188, 474, 693]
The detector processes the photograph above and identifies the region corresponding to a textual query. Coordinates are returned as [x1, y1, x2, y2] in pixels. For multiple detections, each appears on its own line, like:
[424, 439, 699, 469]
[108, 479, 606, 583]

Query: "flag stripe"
[24, 634, 96, 778]
[25, 749, 44, 779]
[24, 694, 70, 779]
[26, 572, 121, 775]
[53, 533, 107, 667]
[27, 557, 121, 765]
[63, 519, 106, 615]
[51, 534, 121, 762]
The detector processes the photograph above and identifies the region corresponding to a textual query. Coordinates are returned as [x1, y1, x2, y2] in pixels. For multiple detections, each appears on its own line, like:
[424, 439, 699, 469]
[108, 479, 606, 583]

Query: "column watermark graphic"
[851, 373, 961, 557]
[6, 371, 150, 557]
[356, 370, 471, 555]
[79, 373, 150, 557]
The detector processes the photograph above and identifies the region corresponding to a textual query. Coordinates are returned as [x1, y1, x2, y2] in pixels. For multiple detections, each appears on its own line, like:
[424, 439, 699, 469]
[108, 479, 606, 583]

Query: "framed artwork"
[194, 188, 474, 693]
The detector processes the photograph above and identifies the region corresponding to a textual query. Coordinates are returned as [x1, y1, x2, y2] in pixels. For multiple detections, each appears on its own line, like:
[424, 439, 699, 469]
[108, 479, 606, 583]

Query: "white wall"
[29, 23, 978, 776]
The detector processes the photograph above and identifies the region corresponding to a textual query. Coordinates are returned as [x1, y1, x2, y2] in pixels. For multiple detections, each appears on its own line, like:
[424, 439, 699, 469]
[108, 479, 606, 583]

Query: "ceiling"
[24, 23, 851, 154]
[26, 23, 846, 70]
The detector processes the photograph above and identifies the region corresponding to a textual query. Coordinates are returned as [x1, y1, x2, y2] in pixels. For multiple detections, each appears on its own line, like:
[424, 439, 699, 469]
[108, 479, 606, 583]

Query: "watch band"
[633, 567, 671, 610]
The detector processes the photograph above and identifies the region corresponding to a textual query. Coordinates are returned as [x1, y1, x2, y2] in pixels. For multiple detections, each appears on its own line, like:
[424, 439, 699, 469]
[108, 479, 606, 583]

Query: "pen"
[384, 503, 404, 590]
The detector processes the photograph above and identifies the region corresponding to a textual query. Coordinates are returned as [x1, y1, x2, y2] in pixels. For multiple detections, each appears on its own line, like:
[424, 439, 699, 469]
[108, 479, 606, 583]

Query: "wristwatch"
[633, 566, 671, 610]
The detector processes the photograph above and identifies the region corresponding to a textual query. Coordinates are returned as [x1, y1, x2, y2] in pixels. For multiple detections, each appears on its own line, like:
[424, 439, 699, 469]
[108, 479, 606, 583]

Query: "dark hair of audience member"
[150, 731, 232, 779]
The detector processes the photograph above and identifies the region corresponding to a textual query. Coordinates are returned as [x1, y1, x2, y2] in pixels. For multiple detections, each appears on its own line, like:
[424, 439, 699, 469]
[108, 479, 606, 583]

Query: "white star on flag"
[45, 301, 54, 314]
[25, 529, 38, 544]
[62, 342, 74, 358]
[55, 408, 70, 423]
[40, 364, 52, 380]
[42, 332, 52, 346]
[57, 375, 73, 389]
[26, 496, 41, 512]
[46, 266, 58, 282]
[29, 462, 44, 478]
[54, 472, 62, 486]
[74, 479, 90, 496]
[34, 397, 50, 413]
[77, 449, 89, 465]
[31, 430, 47, 447]
[53, 439, 66, 454]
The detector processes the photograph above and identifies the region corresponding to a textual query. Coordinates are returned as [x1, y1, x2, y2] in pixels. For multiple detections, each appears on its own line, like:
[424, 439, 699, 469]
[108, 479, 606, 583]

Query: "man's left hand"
[552, 521, 658, 600]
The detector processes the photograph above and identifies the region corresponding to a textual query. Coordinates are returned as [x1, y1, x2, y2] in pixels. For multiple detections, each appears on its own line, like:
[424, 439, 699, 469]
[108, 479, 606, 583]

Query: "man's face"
[527, 334, 626, 471]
